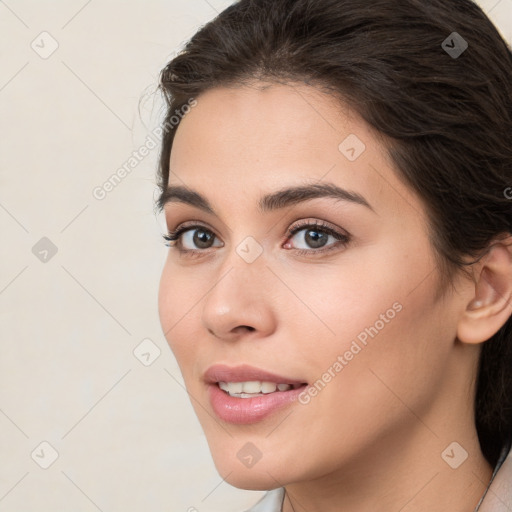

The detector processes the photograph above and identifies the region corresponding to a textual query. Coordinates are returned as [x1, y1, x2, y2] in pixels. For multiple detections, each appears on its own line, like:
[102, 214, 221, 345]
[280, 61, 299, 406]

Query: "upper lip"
[204, 364, 307, 385]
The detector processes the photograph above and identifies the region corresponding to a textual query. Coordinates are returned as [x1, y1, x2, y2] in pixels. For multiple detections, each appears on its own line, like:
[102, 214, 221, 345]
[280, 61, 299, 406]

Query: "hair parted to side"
[156, 0, 512, 467]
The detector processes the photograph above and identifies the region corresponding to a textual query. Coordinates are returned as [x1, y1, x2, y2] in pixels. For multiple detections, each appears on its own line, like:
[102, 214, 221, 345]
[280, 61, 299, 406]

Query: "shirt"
[244, 441, 512, 512]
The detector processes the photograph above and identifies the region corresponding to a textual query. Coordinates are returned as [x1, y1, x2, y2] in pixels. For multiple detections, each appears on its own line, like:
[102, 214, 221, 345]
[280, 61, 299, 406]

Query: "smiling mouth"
[217, 381, 307, 398]
[206, 366, 310, 423]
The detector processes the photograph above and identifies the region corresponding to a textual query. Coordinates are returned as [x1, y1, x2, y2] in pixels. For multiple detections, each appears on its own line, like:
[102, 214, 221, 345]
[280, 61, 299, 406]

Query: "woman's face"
[158, 82, 474, 489]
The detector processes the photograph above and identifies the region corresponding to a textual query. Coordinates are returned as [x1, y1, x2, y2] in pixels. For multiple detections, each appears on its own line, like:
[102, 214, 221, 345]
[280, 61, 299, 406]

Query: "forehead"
[171, 82, 361, 171]
[168, 82, 424, 221]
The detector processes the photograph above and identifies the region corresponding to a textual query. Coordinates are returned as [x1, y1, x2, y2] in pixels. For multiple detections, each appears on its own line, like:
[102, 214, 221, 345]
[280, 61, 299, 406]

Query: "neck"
[282, 423, 493, 512]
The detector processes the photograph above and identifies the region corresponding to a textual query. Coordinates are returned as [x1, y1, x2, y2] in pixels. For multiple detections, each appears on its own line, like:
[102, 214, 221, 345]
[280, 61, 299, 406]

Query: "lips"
[204, 364, 307, 386]
[204, 364, 308, 424]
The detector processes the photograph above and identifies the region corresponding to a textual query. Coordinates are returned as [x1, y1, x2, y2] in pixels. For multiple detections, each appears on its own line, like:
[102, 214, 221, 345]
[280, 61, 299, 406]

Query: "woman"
[156, 0, 512, 510]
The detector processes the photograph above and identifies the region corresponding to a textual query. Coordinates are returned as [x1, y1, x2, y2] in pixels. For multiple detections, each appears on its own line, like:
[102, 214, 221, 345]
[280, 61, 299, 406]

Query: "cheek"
[323, 288, 447, 421]
[157, 263, 178, 342]
[277, 246, 417, 358]
[158, 262, 203, 368]
[285, 238, 449, 417]
[270, 284, 451, 481]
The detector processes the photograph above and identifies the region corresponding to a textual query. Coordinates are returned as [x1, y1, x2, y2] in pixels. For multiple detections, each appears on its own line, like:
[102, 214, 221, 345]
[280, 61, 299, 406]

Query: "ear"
[457, 236, 512, 345]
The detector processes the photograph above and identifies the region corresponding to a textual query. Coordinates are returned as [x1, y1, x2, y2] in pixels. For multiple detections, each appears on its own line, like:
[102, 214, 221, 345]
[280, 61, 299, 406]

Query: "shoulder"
[243, 488, 285, 512]
[477, 441, 512, 512]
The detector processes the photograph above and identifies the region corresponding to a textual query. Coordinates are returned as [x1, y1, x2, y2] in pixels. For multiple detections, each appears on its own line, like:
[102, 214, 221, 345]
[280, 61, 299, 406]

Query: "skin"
[158, 82, 512, 512]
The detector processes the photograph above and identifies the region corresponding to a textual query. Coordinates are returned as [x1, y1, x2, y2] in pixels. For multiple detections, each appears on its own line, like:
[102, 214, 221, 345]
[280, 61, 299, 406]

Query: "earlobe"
[457, 239, 512, 345]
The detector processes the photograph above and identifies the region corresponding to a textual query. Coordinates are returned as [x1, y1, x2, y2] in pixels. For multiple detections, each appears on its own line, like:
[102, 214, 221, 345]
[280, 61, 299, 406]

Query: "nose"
[201, 250, 277, 342]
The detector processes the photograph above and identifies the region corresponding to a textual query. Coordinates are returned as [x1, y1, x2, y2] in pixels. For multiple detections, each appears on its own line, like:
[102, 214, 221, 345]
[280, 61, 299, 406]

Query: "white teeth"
[230, 382, 243, 394]
[261, 382, 277, 393]
[218, 381, 296, 397]
[242, 381, 261, 393]
[219, 382, 243, 394]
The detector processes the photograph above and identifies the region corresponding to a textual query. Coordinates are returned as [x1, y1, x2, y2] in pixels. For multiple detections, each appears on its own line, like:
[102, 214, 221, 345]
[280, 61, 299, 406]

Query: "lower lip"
[208, 383, 307, 424]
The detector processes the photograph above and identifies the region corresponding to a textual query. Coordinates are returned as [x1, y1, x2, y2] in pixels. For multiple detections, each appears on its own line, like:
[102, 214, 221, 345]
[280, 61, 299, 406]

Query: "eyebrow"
[158, 182, 375, 215]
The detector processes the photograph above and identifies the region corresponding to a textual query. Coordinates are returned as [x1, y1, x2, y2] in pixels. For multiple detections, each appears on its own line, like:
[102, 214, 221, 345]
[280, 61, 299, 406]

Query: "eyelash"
[162, 220, 351, 258]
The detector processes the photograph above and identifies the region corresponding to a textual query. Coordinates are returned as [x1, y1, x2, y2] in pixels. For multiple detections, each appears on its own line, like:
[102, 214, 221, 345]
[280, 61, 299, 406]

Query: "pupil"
[306, 230, 327, 248]
[194, 230, 213, 248]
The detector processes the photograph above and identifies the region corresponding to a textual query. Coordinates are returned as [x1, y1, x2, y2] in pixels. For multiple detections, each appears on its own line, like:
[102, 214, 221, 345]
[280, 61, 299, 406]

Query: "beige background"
[1, 1, 511, 511]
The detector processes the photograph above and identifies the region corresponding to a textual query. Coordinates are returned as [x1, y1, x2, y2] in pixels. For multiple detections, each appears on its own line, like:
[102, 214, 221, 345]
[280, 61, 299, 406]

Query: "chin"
[206, 443, 294, 490]
[218, 466, 286, 491]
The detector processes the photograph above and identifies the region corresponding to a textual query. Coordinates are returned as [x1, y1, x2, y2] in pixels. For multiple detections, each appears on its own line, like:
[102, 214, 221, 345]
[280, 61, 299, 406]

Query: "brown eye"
[190, 228, 216, 249]
[303, 229, 329, 248]
[163, 225, 223, 252]
[287, 222, 350, 253]
[178, 227, 222, 250]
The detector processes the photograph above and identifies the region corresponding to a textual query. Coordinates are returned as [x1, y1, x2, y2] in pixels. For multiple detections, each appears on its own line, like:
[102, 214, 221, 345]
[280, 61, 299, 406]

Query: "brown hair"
[156, 0, 512, 466]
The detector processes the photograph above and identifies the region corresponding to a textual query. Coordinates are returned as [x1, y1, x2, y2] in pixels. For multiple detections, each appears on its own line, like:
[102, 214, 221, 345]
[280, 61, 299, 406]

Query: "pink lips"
[204, 364, 308, 424]
[204, 364, 306, 385]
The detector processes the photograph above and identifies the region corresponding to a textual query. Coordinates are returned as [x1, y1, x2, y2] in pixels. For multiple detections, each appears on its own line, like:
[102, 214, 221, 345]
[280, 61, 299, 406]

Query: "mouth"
[217, 380, 305, 398]
[204, 364, 308, 424]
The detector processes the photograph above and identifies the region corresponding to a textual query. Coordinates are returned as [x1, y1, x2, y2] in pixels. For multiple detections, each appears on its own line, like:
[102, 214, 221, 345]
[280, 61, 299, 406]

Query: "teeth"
[261, 382, 277, 393]
[229, 382, 243, 394]
[218, 381, 296, 397]
[243, 381, 261, 393]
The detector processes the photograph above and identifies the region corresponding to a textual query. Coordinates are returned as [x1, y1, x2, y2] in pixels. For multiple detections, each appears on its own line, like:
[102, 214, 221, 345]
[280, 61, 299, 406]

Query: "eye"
[163, 219, 350, 257]
[163, 224, 223, 252]
[285, 220, 350, 254]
